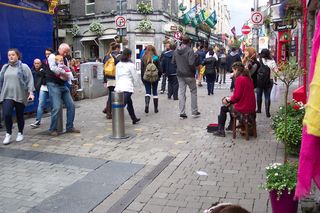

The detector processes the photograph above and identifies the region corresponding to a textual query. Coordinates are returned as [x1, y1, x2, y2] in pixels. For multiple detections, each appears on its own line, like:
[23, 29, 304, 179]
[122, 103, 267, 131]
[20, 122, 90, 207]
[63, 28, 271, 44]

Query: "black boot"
[145, 96, 150, 113]
[153, 98, 159, 113]
[106, 100, 112, 119]
[213, 115, 226, 137]
[265, 100, 271, 117]
[256, 100, 262, 113]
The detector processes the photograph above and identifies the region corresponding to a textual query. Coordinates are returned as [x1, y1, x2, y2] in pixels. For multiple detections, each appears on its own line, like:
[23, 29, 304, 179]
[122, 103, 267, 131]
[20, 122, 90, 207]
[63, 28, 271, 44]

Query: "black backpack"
[257, 59, 271, 88]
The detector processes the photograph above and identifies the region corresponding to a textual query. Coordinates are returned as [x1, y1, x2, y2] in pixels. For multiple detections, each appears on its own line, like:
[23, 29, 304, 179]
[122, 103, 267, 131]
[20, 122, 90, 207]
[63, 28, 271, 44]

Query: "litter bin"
[80, 62, 108, 99]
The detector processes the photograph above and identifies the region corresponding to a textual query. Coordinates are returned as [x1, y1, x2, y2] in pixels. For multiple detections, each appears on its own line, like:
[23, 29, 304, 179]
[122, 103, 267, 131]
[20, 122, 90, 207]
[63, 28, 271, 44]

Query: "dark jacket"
[226, 51, 241, 72]
[202, 56, 219, 75]
[218, 53, 227, 69]
[141, 55, 161, 82]
[172, 45, 196, 78]
[161, 50, 177, 76]
[31, 66, 46, 91]
[195, 49, 206, 66]
[103, 51, 121, 82]
[246, 59, 260, 88]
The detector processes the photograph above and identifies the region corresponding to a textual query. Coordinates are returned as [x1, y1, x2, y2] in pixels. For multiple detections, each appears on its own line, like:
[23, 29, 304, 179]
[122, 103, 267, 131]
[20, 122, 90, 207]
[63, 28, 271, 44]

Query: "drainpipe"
[302, 0, 307, 96]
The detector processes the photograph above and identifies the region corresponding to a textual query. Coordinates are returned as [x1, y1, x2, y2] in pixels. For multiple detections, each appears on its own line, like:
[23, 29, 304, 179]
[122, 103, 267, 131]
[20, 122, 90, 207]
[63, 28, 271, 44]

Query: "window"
[271, 0, 281, 5]
[86, 0, 95, 15]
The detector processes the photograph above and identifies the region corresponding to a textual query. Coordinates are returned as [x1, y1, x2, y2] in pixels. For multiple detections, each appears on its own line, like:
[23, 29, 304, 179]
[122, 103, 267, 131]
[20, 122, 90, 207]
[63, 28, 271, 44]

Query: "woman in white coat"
[114, 48, 140, 124]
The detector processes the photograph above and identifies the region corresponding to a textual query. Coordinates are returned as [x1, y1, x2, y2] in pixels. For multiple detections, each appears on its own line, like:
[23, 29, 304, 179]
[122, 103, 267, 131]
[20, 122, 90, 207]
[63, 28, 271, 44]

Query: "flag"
[205, 10, 217, 28]
[180, 4, 200, 25]
[231, 26, 236, 37]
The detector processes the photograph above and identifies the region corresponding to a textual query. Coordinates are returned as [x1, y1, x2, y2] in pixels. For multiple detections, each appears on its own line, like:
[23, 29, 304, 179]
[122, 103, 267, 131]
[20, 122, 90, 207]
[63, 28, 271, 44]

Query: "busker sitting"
[213, 62, 256, 137]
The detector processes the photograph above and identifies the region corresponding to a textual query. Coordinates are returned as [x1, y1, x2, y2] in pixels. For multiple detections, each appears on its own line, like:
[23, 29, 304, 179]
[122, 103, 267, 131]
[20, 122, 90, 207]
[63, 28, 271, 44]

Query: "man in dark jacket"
[172, 36, 200, 119]
[161, 42, 178, 100]
[226, 47, 241, 91]
[195, 44, 207, 87]
[159, 42, 171, 94]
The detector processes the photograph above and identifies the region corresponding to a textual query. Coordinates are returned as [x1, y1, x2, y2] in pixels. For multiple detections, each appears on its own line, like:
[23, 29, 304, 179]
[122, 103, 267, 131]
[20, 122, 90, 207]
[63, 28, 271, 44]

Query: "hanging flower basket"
[137, 1, 153, 14]
[89, 22, 104, 36]
[69, 24, 80, 37]
[137, 18, 153, 32]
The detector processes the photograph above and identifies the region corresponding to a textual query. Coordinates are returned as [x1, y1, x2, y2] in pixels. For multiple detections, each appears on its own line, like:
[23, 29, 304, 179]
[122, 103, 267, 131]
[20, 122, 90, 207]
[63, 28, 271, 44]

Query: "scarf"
[0, 60, 29, 93]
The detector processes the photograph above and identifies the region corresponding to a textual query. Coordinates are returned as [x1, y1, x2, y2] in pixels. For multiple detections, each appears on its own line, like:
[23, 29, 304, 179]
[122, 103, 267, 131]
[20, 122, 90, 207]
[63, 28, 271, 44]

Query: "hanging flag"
[205, 10, 217, 28]
[231, 26, 236, 37]
[180, 4, 200, 25]
[195, 9, 206, 24]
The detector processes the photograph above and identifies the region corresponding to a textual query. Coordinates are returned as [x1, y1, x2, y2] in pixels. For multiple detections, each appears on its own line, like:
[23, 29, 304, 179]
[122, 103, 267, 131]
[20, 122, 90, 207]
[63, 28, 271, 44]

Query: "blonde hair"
[55, 55, 63, 62]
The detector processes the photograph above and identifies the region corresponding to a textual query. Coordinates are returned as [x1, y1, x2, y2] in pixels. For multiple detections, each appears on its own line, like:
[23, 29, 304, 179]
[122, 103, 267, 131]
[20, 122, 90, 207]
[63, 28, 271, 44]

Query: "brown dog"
[203, 203, 250, 213]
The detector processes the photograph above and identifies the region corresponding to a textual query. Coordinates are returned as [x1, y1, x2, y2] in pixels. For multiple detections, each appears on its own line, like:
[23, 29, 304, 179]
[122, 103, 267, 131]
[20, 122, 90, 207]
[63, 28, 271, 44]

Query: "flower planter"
[269, 189, 298, 213]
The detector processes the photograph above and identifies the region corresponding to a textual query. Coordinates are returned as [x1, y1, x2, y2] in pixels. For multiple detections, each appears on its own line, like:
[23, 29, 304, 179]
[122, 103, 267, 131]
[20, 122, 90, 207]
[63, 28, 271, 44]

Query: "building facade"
[58, 0, 231, 66]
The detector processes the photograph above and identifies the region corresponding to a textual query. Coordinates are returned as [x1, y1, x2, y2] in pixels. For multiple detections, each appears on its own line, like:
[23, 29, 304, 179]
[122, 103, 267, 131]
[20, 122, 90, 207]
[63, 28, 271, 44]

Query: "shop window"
[86, 0, 95, 15]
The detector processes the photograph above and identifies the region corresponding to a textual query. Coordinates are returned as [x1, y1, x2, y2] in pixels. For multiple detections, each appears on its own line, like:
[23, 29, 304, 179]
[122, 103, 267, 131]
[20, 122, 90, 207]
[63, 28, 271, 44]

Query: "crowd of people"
[102, 35, 278, 133]
[0, 35, 278, 144]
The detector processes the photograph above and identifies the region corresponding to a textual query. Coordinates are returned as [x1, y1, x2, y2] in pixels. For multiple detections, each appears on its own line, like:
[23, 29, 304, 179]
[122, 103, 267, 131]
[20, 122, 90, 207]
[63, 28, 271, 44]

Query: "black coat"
[31, 66, 46, 91]
[202, 57, 219, 75]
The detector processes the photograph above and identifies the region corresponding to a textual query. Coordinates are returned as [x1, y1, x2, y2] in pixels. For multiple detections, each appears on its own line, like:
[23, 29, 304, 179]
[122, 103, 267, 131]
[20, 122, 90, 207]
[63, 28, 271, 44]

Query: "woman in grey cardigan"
[0, 49, 34, 145]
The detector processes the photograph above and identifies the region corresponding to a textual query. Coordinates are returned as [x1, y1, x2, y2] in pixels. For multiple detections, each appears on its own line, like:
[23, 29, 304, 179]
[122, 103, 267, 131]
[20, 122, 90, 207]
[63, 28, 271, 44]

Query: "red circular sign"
[241, 25, 251, 35]
[174, 31, 182, 39]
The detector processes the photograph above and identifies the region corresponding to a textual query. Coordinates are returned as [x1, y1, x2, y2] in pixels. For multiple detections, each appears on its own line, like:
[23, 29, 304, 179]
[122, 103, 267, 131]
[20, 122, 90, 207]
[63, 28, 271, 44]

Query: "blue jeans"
[47, 82, 75, 131]
[36, 90, 49, 122]
[256, 85, 273, 102]
[144, 81, 158, 96]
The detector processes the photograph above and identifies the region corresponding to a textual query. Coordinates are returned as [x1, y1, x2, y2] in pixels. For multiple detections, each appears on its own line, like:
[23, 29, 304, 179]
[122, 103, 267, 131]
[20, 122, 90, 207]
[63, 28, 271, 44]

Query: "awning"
[80, 36, 97, 42]
[98, 35, 116, 40]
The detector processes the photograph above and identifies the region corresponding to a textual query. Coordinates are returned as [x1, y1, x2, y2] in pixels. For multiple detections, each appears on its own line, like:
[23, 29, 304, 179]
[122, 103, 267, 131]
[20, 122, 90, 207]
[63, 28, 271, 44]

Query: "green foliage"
[275, 117, 302, 155]
[137, 1, 153, 14]
[137, 18, 153, 31]
[275, 59, 305, 87]
[263, 162, 298, 199]
[89, 22, 104, 36]
[272, 100, 305, 130]
[70, 24, 80, 37]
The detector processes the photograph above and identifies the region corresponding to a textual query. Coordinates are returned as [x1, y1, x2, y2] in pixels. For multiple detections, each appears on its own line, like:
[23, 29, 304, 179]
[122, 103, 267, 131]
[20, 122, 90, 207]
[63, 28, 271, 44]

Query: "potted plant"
[263, 162, 299, 213]
[272, 100, 305, 155]
[69, 24, 80, 37]
[137, 1, 153, 15]
[89, 22, 104, 36]
[137, 18, 153, 32]
[273, 59, 304, 162]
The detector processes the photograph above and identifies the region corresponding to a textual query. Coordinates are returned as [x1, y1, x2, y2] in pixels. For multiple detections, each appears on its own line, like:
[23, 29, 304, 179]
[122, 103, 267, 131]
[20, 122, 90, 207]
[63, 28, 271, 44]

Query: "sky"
[226, 0, 268, 34]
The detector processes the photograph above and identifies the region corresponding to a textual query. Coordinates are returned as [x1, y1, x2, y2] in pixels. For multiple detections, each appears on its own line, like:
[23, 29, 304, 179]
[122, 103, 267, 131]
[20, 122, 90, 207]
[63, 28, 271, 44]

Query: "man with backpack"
[172, 36, 200, 119]
[102, 42, 121, 119]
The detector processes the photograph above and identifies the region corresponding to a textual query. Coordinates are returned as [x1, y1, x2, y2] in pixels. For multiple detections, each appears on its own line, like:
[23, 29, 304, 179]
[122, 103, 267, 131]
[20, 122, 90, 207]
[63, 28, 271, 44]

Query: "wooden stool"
[232, 112, 257, 140]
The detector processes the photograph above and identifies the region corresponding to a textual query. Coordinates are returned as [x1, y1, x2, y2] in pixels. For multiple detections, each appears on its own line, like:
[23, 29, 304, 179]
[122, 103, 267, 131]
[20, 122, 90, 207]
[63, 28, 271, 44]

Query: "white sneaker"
[3, 133, 11, 145]
[16, 132, 24, 142]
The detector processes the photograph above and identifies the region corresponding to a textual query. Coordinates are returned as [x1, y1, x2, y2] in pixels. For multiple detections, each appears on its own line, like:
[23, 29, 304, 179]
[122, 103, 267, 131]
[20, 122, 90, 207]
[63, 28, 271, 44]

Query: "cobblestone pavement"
[0, 76, 286, 213]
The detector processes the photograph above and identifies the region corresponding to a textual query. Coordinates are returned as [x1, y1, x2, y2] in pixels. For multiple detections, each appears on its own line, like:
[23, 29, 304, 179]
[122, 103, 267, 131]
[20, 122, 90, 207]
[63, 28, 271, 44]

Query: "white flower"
[275, 173, 279, 176]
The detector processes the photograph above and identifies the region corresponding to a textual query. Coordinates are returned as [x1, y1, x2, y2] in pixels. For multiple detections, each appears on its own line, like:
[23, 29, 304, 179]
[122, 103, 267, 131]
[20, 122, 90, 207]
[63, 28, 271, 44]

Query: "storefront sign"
[274, 21, 297, 31]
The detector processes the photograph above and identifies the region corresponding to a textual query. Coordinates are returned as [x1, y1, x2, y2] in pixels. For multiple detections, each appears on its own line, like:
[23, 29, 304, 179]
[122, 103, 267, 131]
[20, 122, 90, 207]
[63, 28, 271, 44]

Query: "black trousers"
[161, 74, 167, 92]
[218, 105, 233, 130]
[167, 75, 179, 99]
[2, 99, 25, 134]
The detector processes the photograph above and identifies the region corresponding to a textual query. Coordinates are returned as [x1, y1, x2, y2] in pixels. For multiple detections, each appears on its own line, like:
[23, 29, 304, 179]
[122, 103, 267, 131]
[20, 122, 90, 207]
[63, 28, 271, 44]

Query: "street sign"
[170, 26, 178, 31]
[241, 25, 251, 35]
[115, 16, 126, 29]
[251, 11, 263, 25]
[273, 21, 297, 31]
[174, 31, 182, 40]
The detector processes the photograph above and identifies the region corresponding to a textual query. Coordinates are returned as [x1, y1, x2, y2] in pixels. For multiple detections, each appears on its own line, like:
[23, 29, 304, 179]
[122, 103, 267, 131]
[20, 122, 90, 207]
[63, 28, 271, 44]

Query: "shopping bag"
[271, 83, 280, 102]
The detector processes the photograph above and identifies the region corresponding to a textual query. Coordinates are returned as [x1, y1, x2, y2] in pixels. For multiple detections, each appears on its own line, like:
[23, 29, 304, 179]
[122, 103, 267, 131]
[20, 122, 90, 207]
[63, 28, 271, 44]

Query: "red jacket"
[230, 75, 256, 113]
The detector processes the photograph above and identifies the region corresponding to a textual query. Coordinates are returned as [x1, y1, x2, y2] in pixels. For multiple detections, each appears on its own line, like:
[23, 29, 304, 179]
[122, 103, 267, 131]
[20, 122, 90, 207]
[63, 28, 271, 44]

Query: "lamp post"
[253, 0, 259, 51]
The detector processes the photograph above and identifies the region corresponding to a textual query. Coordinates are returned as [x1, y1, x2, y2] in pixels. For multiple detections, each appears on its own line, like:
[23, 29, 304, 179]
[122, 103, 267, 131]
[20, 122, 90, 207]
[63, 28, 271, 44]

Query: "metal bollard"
[57, 104, 63, 133]
[110, 91, 129, 139]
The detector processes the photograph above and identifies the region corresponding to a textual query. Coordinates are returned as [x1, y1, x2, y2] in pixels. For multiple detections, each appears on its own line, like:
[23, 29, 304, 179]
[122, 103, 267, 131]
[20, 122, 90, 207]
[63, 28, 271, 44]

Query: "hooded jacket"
[141, 55, 161, 82]
[161, 50, 177, 76]
[172, 45, 196, 78]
